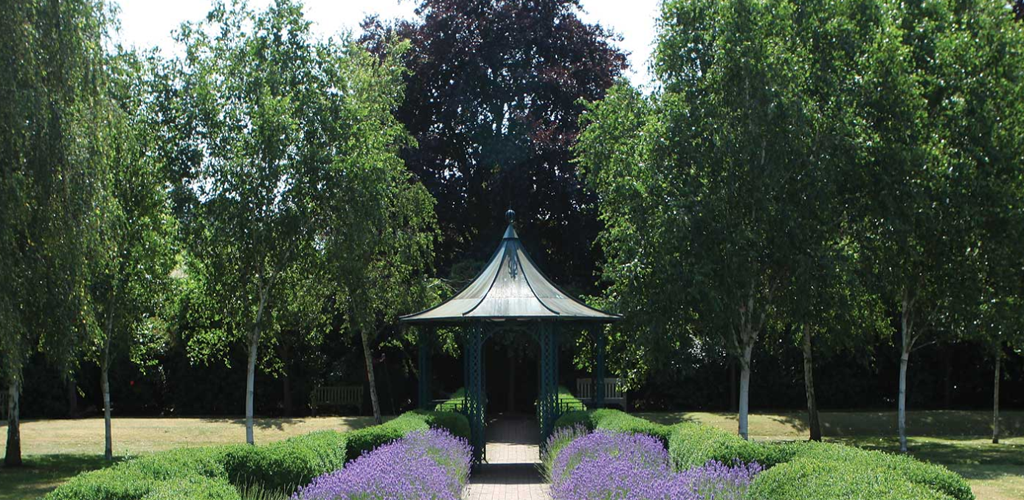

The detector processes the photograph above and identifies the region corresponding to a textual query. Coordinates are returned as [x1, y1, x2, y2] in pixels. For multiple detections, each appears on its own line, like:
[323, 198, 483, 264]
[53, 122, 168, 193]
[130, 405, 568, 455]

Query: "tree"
[0, 0, 110, 466]
[317, 40, 438, 425]
[86, 50, 176, 460]
[160, 0, 434, 439]
[853, 0, 1024, 452]
[581, 0, 823, 439]
[359, 0, 627, 290]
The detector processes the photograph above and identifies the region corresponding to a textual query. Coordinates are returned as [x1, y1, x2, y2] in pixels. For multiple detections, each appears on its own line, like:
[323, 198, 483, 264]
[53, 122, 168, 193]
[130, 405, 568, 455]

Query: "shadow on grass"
[196, 416, 379, 432]
[0, 454, 118, 500]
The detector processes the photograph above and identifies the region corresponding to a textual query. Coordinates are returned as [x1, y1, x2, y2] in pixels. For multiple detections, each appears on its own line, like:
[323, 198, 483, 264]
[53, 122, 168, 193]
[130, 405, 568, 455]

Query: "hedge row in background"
[553, 409, 973, 500]
[435, 386, 586, 413]
[555, 408, 673, 446]
[45, 410, 469, 500]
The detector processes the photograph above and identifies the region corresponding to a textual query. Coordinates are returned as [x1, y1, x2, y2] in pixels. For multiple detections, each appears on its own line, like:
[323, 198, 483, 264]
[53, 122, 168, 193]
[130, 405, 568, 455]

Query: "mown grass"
[639, 410, 1024, 500]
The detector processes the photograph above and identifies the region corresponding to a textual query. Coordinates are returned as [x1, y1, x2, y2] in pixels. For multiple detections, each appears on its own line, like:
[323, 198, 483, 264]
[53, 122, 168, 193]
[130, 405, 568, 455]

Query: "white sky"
[113, 0, 662, 86]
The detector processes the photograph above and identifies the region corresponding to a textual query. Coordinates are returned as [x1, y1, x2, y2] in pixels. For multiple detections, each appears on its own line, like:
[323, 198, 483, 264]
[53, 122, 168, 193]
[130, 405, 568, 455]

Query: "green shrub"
[223, 431, 346, 494]
[343, 412, 432, 461]
[141, 476, 240, 500]
[789, 442, 973, 500]
[668, 422, 797, 470]
[746, 455, 953, 500]
[45, 467, 155, 500]
[553, 410, 594, 431]
[552, 409, 671, 447]
[45, 446, 240, 500]
[128, 445, 237, 480]
[409, 409, 471, 440]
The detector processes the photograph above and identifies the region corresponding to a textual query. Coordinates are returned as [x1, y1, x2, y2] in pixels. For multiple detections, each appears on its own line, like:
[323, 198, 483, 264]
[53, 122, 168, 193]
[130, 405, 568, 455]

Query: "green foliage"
[747, 456, 953, 500]
[222, 432, 346, 494]
[46, 410, 465, 499]
[408, 410, 472, 441]
[668, 422, 789, 470]
[790, 442, 974, 500]
[553, 409, 672, 447]
[343, 412, 432, 461]
[140, 476, 240, 500]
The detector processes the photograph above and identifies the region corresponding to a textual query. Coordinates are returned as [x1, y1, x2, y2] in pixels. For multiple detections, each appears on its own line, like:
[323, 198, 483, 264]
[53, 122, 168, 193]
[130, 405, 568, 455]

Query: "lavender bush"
[547, 429, 759, 500]
[293, 428, 472, 500]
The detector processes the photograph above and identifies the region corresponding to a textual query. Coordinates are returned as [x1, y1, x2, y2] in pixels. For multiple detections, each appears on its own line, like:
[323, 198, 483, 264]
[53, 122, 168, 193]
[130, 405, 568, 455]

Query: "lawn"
[640, 410, 1024, 500]
[1, 411, 1021, 499]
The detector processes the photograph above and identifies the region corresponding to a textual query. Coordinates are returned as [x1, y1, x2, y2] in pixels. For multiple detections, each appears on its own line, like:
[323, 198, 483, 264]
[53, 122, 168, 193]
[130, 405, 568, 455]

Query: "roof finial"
[506, 209, 516, 224]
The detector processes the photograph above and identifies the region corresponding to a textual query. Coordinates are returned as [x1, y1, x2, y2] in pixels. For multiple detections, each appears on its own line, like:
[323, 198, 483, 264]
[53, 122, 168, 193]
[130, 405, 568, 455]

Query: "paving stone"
[464, 416, 551, 500]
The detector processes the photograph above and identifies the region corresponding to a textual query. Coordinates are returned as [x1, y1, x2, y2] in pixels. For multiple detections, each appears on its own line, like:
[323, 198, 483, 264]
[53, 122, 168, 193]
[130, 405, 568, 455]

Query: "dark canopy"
[400, 210, 619, 324]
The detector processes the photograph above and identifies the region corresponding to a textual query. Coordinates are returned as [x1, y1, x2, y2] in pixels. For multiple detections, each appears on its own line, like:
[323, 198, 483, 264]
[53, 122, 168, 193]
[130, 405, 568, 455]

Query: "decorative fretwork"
[417, 328, 432, 410]
[538, 322, 560, 442]
[464, 324, 487, 463]
[593, 324, 606, 408]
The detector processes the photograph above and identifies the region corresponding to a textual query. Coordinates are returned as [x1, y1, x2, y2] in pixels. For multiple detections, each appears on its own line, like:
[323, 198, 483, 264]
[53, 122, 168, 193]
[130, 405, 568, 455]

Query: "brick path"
[464, 415, 551, 500]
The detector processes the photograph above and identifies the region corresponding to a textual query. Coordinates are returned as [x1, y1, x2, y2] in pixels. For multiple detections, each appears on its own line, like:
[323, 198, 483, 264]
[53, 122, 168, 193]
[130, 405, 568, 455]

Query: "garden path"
[464, 415, 551, 500]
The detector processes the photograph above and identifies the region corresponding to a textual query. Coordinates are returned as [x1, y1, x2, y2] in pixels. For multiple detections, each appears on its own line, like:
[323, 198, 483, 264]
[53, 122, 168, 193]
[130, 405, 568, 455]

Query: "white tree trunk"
[245, 330, 259, 445]
[738, 341, 753, 440]
[361, 328, 382, 425]
[993, 347, 1001, 445]
[5, 377, 21, 467]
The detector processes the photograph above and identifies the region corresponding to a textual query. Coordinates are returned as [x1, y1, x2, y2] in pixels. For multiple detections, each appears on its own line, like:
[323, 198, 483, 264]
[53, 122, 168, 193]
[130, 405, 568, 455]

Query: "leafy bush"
[409, 409, 471, 440]
[789, 442, 972, 500]
[46, 410, 465, 500]
[554, 409, 672, 447]
[343, 412, 433, 461]
[746, 455, 953, 500]
[141, 476, 241, 500]
[45, 467, 156, 500]
[223, 431, 346, 494]
[541, 424, 590, 477]
[669, 422, 797, 470]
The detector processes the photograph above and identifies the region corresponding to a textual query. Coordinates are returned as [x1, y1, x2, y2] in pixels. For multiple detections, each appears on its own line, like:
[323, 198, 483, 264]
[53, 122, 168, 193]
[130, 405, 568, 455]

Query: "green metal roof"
[400, 210, 620, 324]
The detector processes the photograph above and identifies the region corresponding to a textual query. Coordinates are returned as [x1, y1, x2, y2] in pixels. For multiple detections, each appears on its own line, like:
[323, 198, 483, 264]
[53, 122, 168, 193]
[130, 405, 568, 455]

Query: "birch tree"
[853, 0, 1024, 452]
[0, 0, 110, 466]
[87, 50, 176, 460]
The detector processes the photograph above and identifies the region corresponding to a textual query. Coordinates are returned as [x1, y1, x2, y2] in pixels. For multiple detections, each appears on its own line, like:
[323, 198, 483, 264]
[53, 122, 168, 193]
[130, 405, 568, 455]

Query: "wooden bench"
[576, 378, 628, 409]
[310, 385, 363, 416]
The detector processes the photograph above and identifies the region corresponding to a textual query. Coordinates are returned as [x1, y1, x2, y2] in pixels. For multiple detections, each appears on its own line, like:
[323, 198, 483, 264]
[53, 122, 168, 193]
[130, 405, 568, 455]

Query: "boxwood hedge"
[44, 409, 469, 500]
[554, 408, 673, 447]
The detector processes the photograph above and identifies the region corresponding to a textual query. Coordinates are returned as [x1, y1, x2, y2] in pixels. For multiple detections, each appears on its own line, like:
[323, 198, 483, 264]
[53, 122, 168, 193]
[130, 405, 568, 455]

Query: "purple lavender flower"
[293, 428, 472, 500]
[548, 430, 760, 500]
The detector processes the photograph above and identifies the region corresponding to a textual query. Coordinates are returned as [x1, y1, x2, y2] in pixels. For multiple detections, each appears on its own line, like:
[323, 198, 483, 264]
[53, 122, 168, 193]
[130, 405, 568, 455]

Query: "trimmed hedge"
[45, 410, 468, 500]
[788, 442, 972, 500]
[140, 476, 240, 500]
[747, 455, 953, 500]
[553, 408, 672, 447]
[668, 421, 797, 470]
[223, 431, 347, 493]
[550, 411, 974, 500]
[344, 410, 471, 461]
